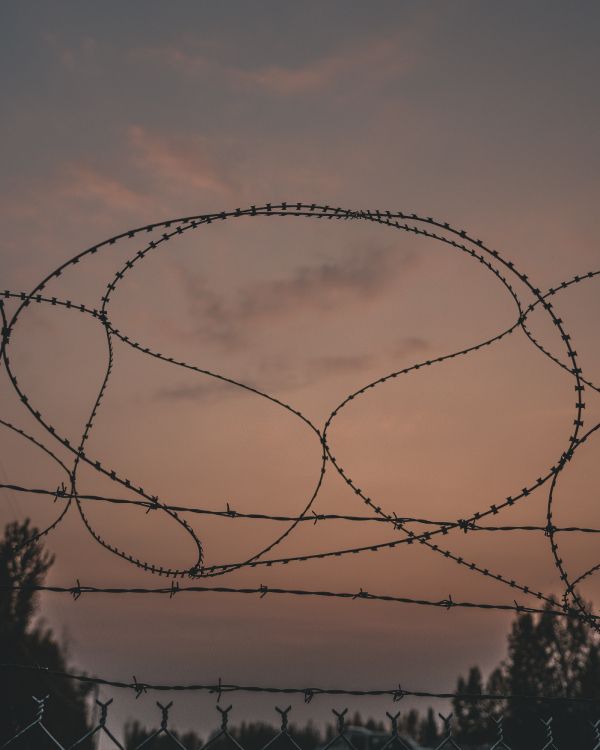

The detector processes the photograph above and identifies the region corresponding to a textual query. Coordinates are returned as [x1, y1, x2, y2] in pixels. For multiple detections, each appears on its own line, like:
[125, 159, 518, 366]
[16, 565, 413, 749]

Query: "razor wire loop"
[1, 202, 600, 693]
[104, 213, 596, 600]
[546, 420, 600, 624]
[1, 212, 600, 616]
[1, 237, 205, 578]
[321, 218, 591, 619]
[0, 272, 590, 587]
[0, 290, 596, 620]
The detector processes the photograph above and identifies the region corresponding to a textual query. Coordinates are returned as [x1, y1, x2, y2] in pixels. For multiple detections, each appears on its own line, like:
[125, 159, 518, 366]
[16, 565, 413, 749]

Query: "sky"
[1, 0, 600, 741]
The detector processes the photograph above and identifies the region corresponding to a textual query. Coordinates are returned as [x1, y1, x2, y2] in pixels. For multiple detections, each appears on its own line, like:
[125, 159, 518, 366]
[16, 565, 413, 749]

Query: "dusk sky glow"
[1, 1, 600, 739]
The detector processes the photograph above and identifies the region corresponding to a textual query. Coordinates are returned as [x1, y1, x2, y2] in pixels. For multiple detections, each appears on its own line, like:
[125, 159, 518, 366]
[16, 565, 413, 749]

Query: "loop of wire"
[1, 203, 599, 696]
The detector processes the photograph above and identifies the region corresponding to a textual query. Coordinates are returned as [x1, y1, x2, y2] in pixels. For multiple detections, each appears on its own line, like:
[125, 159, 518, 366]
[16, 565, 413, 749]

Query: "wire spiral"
[1, 203, 598, 699]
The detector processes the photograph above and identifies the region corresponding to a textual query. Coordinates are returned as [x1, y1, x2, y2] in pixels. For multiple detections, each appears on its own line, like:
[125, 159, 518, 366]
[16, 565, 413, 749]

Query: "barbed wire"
[3, 482, 600, 533]
[1, 202, 599, 698]
[0, 664, 599, 705]
[3, 581, 598, 623]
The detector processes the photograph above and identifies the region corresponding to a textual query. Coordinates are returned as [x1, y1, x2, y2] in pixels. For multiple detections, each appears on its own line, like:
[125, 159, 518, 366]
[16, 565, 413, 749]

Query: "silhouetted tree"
[504, 602, 600, 748]
[452, 666, 486, 747]
[452, 601, 600, 748]
[398, 708, 419, 740]
[0, 519, 93, 747]
[417, 707, 439, 747]
[125, 717, 324, 750]
[125, 719, 203, 750]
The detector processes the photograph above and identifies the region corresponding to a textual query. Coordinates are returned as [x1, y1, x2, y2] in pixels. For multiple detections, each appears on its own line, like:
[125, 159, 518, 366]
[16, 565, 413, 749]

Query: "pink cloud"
[0, 164, 149, 226]
[128, 125, 235, 195]
[236, 56, 345, 94]
[237, 36, 412, 94]
[130, 42, 220, 78]
[62, 164, 149, 213]
[0, 125, 238, 243]
[136, 32, 417, 95]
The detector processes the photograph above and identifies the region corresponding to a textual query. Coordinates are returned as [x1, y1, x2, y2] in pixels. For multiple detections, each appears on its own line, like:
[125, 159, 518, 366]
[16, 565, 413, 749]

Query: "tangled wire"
[1, 203, 599, 699]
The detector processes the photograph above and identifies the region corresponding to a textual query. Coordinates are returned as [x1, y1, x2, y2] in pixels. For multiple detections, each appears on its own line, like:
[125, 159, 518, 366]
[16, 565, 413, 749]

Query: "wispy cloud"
[0, 124, 237, 240]
[180, 244, 420, 347]
[236, 36, 413, 95]
[156, 339, 430, 404]
[156, 353, 375, 403]
[309, 354, 374, 375]
[62, 164, 150, 214]
[135, 31, 417, 96]
[157, 379, 234, 402]
[0, 163, 152, 230]
[128, 126, 235, 196]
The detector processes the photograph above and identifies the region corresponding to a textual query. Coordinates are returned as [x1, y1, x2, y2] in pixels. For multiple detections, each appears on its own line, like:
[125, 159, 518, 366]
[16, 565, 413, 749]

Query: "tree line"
[1, 520, 599, 749]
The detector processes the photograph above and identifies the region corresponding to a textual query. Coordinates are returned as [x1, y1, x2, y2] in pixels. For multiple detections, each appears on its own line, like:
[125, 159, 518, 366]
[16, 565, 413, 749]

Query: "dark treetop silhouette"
[0, 519, 92, 746]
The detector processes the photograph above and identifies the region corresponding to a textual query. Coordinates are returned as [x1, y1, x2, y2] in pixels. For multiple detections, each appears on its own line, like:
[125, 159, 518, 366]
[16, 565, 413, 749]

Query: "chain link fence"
[3, 696, 600, 750]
